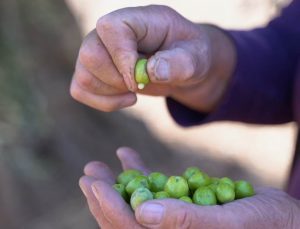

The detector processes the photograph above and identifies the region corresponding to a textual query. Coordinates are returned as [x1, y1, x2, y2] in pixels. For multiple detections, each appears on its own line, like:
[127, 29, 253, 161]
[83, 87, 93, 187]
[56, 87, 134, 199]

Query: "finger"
[96, 6, 172, 92]
[79, 176, 113, 228]
[116, 147, 150, 175]
[70, 79, 137, 112]
[92, 180, 143, 229]
[73, 61, 128, 95]
[96, 15, 138, 91]
[136, 199, 233, 229]
[84, 161, 115, 185]
[78, 30, 127, 91]
[147, 40, 210, 85]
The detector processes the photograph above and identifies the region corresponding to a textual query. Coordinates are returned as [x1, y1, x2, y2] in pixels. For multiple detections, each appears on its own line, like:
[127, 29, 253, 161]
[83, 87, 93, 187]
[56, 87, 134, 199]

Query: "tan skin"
[72, 5, 300, 229]
[80, 147, 300, 229]
[70, 5, 235, 113]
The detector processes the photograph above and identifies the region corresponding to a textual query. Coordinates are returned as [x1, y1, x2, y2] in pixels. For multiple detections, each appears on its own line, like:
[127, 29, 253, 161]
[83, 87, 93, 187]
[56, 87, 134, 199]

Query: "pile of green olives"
[113, 167, 255, 211]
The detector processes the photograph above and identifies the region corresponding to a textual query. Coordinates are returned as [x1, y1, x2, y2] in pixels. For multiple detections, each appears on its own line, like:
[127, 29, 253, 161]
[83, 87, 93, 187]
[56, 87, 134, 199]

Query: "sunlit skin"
[70, 5, 235, 113]
[73, 5, 300, 229]
[79, 147, 300, 228]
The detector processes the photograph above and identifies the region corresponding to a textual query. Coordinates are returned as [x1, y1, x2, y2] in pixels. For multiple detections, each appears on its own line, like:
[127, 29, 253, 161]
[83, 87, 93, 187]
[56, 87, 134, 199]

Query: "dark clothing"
[167, 0, 300, 198]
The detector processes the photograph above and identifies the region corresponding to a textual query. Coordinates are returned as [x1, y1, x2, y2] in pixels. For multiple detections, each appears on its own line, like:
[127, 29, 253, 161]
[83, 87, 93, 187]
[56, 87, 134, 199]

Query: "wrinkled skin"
[73, 5, 300, 229]
[70, 5, 235, 113]
[79, 147, 300, 229]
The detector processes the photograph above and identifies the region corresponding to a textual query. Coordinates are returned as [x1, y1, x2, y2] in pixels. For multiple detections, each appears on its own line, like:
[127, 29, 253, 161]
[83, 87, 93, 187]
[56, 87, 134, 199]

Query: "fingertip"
[147, 55, 170, 82]
[116, 146, 135, 158]
[79, 175, 97, 188]
[116, 147, 150, 174]
[148, 47, 198, 84]
[91, 180, 103, 200]
[123, 92, 137, 107]
[84, 161, 109, 175]
[123, 73, 137, 92]
[83, 161, 115, 185]
[79, 175, 98, 198]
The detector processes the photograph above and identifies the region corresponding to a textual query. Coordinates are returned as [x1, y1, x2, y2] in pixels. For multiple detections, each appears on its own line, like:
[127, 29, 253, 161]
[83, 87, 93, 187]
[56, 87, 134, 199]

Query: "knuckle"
[84, 161, 107, 175]
[97, 15, 115, 35]
[79, 37, 103, 70]
[83, 161, 99, 174]
[76, 71, 94, 90]
[175, 209, 192, 229]
[70, 83, 83, 101]
[79, 44, 95, 68]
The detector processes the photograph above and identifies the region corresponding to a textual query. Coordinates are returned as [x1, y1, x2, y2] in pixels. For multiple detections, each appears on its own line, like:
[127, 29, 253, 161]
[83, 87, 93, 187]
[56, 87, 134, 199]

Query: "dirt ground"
[0, 1, 295, 228]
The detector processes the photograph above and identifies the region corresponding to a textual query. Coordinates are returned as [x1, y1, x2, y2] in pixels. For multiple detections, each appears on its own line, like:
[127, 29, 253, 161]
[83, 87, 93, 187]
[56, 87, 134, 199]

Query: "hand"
[70, 5, 236, 112]
[79, 147, 300, 229]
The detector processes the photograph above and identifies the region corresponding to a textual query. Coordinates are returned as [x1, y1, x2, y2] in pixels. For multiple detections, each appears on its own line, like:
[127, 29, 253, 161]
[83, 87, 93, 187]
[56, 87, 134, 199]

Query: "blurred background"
[0, 0, 296, 228]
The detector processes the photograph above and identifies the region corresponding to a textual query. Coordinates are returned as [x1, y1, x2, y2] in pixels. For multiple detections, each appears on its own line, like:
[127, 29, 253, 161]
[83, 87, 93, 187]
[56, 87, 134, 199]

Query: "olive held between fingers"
[135, 58, 150, 90]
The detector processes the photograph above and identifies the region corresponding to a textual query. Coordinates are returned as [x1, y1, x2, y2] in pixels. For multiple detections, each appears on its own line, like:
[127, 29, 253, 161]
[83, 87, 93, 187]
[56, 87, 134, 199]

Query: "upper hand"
[79, 147, 300, 229]
[70, 5, 236, 112]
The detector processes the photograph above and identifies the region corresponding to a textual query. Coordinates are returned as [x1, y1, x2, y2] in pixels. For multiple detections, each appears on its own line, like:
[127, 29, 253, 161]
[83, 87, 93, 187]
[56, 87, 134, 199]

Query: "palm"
[79, 147, 298, 229]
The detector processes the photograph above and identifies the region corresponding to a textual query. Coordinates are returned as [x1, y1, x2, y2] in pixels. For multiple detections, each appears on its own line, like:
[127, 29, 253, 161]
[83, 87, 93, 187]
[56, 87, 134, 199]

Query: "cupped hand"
[71, 5, 236, 113]
[79, 147, 300, 229]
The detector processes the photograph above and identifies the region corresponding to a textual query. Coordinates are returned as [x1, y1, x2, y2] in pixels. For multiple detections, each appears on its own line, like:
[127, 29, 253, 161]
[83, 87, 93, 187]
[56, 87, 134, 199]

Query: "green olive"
[148, 172, 168, 192]
[117, 169, 143, 186]
[135, 58, 150, 90]
[130, 187, 153, 210]
[235, 180, 255, 199]
[154, 191, 170, 199]
[219, 177, 235, 189]
[113, 183, 129, 202]
[210, 177, 220, 185]
[164, 176, 189, 198]
[126, 175, 149, 195]
[193, 186, 217, 206]
[188, 172, 211, 191]
[183, 167, 201, 180]
[216, 183, 235, 204]
[179, 196, 193, 203]
[207, 183, 218, 193]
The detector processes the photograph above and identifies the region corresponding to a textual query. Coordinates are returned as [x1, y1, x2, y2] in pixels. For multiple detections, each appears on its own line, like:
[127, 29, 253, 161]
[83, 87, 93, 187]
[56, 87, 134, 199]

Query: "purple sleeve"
[167, 0, 300, 126]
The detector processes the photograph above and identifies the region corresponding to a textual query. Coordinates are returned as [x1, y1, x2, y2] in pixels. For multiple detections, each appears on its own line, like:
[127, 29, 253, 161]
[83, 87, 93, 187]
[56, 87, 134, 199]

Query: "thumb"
[147, 40, 211, 85]
[135, 199, 226, 229]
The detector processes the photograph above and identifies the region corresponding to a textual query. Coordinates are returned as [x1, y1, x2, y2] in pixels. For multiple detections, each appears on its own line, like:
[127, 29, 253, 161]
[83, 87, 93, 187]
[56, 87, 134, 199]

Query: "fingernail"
[139, 203, 164, 225]
[79, 185, 88, 197]
[91, 184, 100, 200]
[154, 58, 169, 81]
[123, 73, 134, 91]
